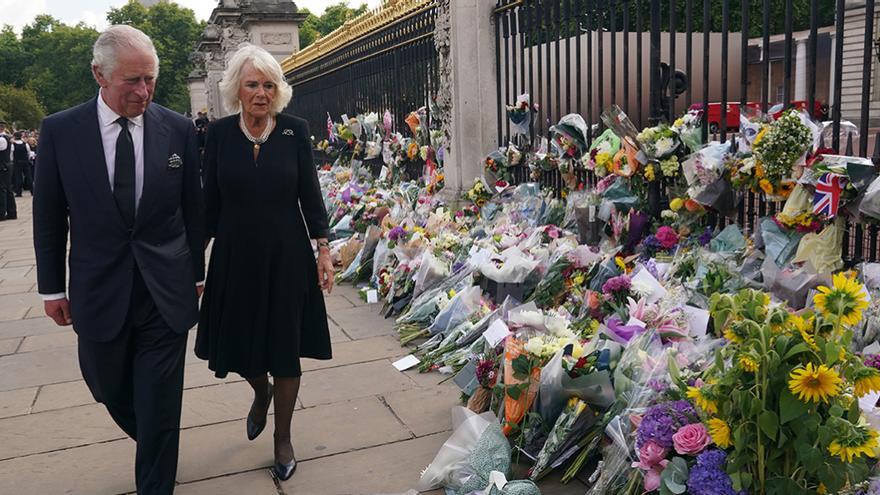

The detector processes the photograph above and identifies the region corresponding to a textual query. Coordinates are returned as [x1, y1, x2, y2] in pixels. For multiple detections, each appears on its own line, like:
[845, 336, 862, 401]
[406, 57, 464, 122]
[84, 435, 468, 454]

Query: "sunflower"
[814, 272, 870, 327]
[788, 363, 842, 404]
[723, 327, 743, 344]
[687, 385, 719, 414]
[852, 368, 880, 397]
[739, 355, 759, 373]
[707, 418, 731, 448]
[828, 428, 879, 463]
[790, 314, 819, 351]
[759, 179, 774, 195]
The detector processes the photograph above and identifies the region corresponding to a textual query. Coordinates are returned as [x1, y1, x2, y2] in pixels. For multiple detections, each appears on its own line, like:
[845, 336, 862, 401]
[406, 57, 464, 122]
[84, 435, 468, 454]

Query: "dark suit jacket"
[33, 98, 205, 342]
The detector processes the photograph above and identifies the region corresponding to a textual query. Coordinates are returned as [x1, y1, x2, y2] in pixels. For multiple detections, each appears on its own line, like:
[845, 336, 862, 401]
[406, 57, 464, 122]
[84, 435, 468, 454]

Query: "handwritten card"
[483, 319, 511, 347]
[392, 354, 420, 371]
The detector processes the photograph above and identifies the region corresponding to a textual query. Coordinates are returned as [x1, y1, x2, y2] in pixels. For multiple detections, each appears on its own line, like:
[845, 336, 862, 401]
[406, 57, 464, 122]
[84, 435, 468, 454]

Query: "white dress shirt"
[41, 94, 202, 301]
[97, 91, 145, 209]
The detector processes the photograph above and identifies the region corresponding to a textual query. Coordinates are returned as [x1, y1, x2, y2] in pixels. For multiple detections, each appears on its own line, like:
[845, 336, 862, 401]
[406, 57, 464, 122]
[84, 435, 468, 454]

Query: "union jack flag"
[813, 172, 845, 217]
[327, 113, 335, 142]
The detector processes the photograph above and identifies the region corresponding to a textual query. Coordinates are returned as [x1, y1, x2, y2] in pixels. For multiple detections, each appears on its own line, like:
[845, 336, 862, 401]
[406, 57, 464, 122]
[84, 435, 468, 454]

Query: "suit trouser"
[0, 166, 15, 219]
[13, 160, 31, 195]
[77, 268, 187, 495]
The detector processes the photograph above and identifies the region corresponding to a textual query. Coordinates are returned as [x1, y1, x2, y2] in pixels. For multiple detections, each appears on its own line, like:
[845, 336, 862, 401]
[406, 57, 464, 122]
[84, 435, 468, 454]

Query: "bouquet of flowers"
[672, 108, 705, 152]
[637, 124, 680, 160]
[738, 109, 813, 199]
[465, 178, 493, 208]
[588, 129, 622, 177]
[701, 279, 879, 494]
[507, 93, 536, 136]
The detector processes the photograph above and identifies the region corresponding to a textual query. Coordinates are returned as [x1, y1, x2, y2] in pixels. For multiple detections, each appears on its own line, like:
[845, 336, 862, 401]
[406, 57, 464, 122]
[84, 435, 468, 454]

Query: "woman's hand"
[317, 250, 334, 294]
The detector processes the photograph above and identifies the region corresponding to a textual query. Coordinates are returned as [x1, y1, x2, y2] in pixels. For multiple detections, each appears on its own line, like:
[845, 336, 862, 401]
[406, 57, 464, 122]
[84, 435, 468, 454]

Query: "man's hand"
[317, 251, 334, 294]
[44, 298, 72, 326]
[196, 285, 204, 298]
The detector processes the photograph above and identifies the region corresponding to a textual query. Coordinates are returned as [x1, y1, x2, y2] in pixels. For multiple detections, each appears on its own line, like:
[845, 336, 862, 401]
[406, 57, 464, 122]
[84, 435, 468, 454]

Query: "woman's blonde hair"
[219, 44, 292, 115]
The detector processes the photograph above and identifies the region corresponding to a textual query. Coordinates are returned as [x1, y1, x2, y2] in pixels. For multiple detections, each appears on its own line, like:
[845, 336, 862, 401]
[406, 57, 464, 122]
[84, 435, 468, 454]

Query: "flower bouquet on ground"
[702, 279, 879, 494]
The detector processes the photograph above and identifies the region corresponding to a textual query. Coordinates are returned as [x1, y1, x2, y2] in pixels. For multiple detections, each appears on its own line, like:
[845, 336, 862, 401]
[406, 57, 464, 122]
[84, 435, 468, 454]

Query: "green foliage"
[0, 26, 29, 88]
[19, 16, 99, 115]
[107, 0, 204, 113]
[0, 84, 46, 129]
[299, 2, 370, 49]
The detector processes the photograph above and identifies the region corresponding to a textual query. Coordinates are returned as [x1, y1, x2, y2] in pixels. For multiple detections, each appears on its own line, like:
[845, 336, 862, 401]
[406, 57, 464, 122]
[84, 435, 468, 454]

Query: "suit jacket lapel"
[73, 98, 124, 227]
[138, 106, 170, 226]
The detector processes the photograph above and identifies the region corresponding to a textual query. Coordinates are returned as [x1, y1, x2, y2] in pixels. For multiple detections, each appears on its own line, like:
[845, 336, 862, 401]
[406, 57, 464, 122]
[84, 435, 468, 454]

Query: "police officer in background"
[0, 122, 16, 220]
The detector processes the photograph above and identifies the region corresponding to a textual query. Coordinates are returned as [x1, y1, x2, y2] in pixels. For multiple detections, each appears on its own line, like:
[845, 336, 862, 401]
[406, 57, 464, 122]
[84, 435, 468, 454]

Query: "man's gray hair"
[92, 25, 159, 79]
[218, 44, 293, 115]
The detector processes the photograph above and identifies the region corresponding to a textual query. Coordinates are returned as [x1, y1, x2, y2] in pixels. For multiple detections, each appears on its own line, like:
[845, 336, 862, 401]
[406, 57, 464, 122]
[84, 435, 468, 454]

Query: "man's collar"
[96, 91, 144, 128]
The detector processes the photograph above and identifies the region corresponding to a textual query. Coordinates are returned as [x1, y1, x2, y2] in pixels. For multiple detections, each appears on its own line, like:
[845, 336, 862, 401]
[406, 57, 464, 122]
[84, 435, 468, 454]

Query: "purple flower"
[642, 259, 660, 280]
[602, 274, 632, 294]
[636, 400, 698, 449]
[605, 316, 647, 344]
[387, 226, 406, 242]
[643, 235, 663, 253]
[864, 354, 880, 371]
[686, 449, 740, 495]
[698, 228, 713, 247]
[647, 378, 668, 393]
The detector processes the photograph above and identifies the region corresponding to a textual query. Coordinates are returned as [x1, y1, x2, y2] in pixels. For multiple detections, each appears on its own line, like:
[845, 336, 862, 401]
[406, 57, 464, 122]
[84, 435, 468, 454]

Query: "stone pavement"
[0, 197, 586, 495]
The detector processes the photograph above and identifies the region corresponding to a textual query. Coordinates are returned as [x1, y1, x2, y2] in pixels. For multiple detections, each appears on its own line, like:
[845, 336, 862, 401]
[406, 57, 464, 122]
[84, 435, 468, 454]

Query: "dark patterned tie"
[114, 117, 135, 227]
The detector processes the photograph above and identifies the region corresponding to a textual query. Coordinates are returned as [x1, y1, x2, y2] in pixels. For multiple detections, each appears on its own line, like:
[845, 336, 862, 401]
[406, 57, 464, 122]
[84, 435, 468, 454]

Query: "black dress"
[196, 113, 332, 378]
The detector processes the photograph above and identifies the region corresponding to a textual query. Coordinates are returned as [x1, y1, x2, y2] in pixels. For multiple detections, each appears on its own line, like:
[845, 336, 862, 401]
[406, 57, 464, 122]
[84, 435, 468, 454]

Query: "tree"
[0, 84, 46, 129]
[0, 26, 29, 88]
[19, 16, 100, 115]
[298, 2, 370, 50]
[107, 0, 204, 113]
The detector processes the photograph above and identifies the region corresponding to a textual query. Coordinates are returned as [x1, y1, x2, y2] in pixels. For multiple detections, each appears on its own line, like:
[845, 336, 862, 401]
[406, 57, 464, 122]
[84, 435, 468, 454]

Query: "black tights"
[245, 374, 300, 463]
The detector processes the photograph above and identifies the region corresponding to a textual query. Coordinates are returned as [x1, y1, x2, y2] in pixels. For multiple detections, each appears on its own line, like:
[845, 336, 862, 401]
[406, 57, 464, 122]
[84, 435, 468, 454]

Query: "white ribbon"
[481, 470, 508, 495]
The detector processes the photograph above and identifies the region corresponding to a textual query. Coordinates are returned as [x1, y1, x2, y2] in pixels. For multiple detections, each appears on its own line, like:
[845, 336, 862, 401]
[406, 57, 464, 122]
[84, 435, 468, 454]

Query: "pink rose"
[655, 226, 679, 249]
[635, 441, 668, 469]
[672, 423, 712, 455]
[643, 467, 663, 492]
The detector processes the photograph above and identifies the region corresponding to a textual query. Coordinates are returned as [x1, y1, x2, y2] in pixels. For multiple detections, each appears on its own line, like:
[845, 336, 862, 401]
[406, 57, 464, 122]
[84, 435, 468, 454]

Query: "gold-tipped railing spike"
[281, 0, 434, 74]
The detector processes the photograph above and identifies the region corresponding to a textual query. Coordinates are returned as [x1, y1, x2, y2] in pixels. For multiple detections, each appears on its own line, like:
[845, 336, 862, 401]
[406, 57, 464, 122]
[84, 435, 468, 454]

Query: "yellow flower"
[814, 272, 870, 327]
[614, 256, 627, 273]
[723, 327, 744, 344]
[788, 363, 842, 404]
[707, 418, 731, 448]
[853, 369, 880, 397]
[669, 198, 684, 212]
[687, 386, 719, 414]
[754, 127, 767, 146]
[571, 274, 586, 287]
[817, 484, 828, 494]
[644, 164, 656, 181]
[674, 118, 685, 127]
[759, 179, 774, 195]
[828, 429, 879, 463]
[790, 314, 819, 350]
[739, 355, 759, 373]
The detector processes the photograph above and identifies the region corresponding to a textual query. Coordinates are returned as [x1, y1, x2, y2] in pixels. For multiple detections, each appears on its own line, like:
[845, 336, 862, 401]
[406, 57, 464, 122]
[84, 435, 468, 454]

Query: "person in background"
[11, 131, 33, 196]
[0, 122, 16, 220]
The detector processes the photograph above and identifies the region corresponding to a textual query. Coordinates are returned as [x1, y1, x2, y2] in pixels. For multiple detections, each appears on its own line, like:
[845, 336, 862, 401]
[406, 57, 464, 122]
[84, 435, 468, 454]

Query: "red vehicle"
[689, 100, 828, 132]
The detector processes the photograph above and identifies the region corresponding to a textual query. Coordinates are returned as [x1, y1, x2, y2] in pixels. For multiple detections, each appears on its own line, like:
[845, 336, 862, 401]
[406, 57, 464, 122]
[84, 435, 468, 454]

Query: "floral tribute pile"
[315, 101, 880, 495]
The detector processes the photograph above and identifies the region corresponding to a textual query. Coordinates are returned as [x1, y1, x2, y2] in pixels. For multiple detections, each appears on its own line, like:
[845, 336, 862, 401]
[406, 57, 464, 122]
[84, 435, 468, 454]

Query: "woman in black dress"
[196, 44, 334, 481]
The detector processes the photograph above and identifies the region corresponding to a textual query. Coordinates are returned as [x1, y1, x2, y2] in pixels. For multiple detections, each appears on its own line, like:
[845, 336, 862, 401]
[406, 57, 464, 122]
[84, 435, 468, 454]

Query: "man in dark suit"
[32, 25, 204, 495]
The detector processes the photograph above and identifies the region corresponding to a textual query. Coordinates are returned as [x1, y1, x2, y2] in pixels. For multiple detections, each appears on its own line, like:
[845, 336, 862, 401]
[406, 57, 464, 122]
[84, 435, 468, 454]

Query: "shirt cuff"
[196, 281, 205, 287]
[40, 292, 66, 301]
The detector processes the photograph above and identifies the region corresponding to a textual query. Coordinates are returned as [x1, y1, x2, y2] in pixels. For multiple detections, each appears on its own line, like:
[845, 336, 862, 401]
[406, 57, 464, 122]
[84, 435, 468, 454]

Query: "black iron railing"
[284, 3, 440, 139]
[494, 0, 880, 262]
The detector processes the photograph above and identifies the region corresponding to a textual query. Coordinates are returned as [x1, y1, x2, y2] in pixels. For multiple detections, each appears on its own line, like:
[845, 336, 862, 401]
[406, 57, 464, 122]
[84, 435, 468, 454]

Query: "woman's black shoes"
[246, 382, 273, 441]
[272, 458, 297, 481]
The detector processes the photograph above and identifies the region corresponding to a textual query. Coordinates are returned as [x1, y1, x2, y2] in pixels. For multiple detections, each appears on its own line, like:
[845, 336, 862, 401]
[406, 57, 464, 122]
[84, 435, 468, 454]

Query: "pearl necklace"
[239, 114, 274, 152]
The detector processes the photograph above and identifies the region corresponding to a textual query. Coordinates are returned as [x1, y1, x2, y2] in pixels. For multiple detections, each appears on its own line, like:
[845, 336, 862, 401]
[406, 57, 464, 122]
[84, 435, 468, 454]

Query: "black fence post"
[648, 0, 662, 125]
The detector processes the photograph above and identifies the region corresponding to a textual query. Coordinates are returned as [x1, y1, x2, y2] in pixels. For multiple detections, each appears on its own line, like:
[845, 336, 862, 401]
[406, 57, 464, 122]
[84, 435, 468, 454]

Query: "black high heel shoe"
[246, 382, 273, 441]
[272, 457, 297, 481]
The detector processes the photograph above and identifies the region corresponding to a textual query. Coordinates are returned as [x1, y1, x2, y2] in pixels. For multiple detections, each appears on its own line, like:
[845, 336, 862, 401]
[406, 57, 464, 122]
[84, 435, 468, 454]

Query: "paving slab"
[183, 361, 243, 389]
[0, 336, 21, 356]
[31, 379, 93, 413]
[177, 396, 411, 483]
[383, 385, 461, 437]
[174, 470, 278, 495]
[0, 265, 32, 281]
[323, 294, 356, 311]
[180, 381, 262, 429]
[0, 403, 124, 460]
[301, 335, 406, 373]
[0, 387, 37, 419]
[0, 346, 80, 392]
[0, 281, 35, 295]
[0, 316, 68, 339]
[17, 329, 78, 353]
[328, 318, 351, 343]
[0, 291, 40, 310]
[278, 432, 447, 494]
[0, 437, 136, 495]
[328, 305, 396, 340]
[0, 305, 28, 322]
[298, 360, 414, 407]
[2, 259, 35, 268]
